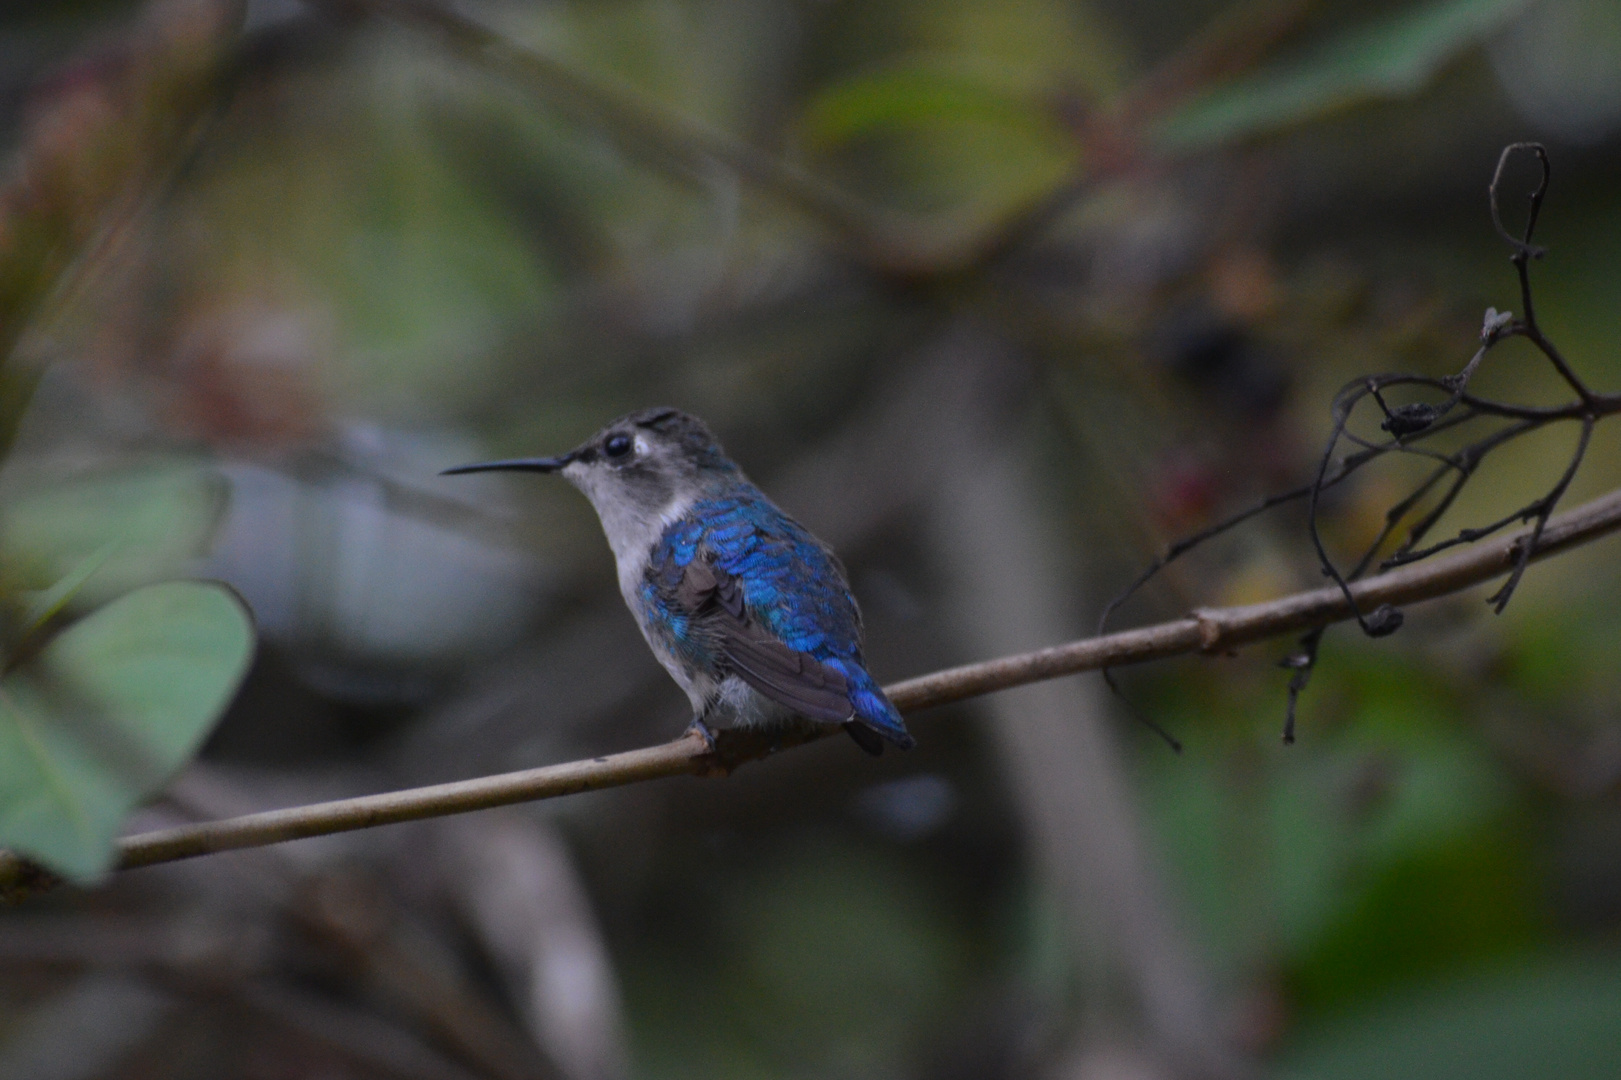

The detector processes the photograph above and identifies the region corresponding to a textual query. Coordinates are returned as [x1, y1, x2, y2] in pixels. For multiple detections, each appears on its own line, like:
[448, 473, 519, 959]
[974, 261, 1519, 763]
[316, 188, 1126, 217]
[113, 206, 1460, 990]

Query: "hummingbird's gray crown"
[557, 408, 736, 527]
[612, 407, 734, 472]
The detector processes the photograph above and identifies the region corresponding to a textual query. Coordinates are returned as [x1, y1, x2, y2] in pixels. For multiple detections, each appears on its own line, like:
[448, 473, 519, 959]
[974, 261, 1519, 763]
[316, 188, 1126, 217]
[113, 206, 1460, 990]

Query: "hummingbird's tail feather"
[844, 721, 887, 755]
[835, 663, 916, 751]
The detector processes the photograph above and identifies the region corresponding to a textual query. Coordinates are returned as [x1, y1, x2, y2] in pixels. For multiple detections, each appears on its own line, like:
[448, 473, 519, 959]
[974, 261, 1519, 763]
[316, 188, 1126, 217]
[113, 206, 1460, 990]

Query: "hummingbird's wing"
[672, 559, 855, 723]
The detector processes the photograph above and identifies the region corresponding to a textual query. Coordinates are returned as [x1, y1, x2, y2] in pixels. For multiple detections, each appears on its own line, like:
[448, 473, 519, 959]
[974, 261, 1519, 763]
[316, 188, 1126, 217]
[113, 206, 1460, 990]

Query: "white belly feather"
[570, 470, 798, 729]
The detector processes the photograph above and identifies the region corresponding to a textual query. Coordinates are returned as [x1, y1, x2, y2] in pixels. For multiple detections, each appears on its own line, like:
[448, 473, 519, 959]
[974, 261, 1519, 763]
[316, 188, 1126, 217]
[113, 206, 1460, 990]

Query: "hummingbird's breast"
[602, 493, 709, 706]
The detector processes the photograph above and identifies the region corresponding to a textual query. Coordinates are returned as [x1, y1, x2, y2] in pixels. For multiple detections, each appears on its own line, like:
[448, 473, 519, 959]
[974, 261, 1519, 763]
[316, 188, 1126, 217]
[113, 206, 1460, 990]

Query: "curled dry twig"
[1101, 144, 1621, 743]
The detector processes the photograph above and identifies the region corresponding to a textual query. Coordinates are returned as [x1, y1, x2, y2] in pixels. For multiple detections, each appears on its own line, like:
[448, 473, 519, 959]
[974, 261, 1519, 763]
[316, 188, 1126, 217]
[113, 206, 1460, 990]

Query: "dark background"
[1, 0, 1620, 1077]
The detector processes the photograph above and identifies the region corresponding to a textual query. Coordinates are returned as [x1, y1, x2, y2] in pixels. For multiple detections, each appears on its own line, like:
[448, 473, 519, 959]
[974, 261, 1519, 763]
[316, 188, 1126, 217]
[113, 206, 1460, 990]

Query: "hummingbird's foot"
[685, 713, 719, 752]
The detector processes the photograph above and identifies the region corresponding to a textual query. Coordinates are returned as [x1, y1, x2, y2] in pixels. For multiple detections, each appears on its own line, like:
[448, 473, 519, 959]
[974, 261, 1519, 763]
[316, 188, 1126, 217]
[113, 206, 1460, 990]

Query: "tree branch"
[5, 482, 1621, 897]
[317, 0, 930, 270]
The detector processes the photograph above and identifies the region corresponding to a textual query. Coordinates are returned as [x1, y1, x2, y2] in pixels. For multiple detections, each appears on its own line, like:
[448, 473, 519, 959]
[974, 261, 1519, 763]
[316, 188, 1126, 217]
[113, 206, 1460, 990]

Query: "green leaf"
[801, 64, 1054, 150]
[0, 461, 229, 608]
[17, 541, 120, 643]
[1153, 0, 1534, 153]
[0, 581, 255, 881]
[797, 61, 1079, 219]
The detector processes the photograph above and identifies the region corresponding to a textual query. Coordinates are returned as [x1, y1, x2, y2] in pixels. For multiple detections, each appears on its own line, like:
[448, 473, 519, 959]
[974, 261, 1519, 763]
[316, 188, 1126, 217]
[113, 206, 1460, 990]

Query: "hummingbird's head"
[443, 407, 737, 532]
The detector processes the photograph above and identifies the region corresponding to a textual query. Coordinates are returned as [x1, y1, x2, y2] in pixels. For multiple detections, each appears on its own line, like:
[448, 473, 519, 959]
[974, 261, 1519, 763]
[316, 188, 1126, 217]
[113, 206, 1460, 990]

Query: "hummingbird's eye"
[604, 433, 634, 459]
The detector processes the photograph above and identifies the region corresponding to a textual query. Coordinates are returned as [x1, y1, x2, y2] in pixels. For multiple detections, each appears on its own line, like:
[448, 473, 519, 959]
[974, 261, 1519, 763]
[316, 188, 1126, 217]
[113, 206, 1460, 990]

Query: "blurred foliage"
[0, 1, 255, 883]
[1155, 0, 1533, 151]
[0, 461, 252, 883]
[1139, 643, 1539, 999]
[0, 460, 228, 606]
[0, 580, 253, 880]
[1276, 949, 1621, 1080]
[0, 0, 1619, 1076]
[626, 840, 974, 1079]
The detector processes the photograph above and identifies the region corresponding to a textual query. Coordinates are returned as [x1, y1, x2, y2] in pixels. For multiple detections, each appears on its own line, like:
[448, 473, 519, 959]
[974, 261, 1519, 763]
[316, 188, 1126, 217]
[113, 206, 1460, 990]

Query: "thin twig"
[1136, 143, 1620, 741]
[1381, 418, 1541, 567]
[4, 481, 1620, 896]
[1092, 410, 1488, 639]
[1486, 414, 1593, 612]
[1307, 382, 1404, 637]
[1279, 626, 1323, 745]
[1490, 143, 1597, 408]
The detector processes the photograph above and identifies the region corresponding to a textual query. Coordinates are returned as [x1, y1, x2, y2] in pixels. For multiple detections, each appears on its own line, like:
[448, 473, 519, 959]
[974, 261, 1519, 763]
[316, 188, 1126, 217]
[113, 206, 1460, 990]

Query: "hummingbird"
[444, 407, 915, 755]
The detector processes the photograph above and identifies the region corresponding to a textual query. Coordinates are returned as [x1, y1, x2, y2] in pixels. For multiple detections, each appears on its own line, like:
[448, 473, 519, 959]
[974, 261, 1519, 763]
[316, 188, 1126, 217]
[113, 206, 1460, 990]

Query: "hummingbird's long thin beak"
[440, 453, 574, 476]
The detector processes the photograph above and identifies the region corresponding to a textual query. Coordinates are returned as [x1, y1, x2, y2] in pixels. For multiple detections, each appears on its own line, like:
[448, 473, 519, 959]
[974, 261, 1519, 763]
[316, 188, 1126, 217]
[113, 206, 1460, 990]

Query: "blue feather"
[641, 487, 913, 748]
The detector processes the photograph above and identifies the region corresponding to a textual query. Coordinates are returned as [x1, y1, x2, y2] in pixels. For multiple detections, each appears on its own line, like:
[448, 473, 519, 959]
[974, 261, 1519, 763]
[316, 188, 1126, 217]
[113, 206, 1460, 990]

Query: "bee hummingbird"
[444, 408, 915, 755]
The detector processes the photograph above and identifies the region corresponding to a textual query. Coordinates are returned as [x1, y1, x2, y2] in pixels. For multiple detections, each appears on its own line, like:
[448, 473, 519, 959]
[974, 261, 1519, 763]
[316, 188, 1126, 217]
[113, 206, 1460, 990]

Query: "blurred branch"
[0, 0, 243, 454]
[919, 336, 1229, 1074]
[4, 480, 1620, 897]
[152, 767, 580, 1079]
[312, 0, 1245, 282]
[1116, 0, 1312, 125]
[232, 983, 492, 1080]
[316, 0, 936, 269]
[294, 870, 561, 1080]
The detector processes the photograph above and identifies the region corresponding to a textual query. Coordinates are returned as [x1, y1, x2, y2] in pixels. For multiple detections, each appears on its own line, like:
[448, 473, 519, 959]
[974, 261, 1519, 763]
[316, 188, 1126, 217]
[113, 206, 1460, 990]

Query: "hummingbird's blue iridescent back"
[443, 407, 915, 754]
[642, 489, 912, 751]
